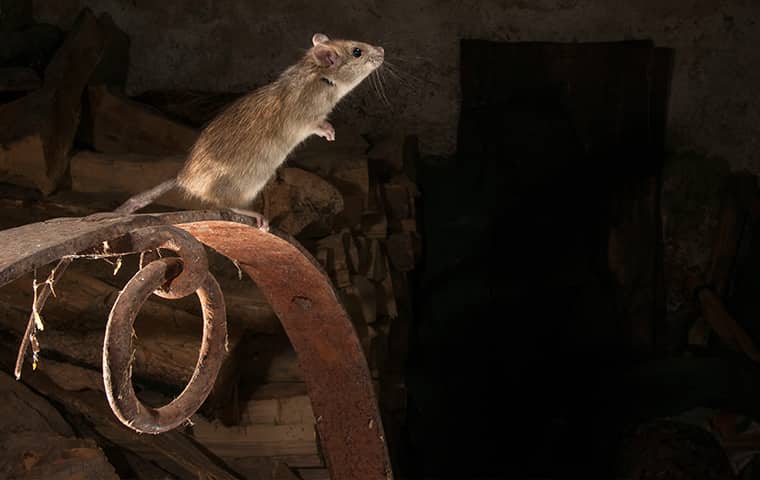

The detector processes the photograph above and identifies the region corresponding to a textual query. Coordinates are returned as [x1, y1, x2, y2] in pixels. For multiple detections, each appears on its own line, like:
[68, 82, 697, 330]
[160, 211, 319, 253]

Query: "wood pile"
[0, 7, 420, 480]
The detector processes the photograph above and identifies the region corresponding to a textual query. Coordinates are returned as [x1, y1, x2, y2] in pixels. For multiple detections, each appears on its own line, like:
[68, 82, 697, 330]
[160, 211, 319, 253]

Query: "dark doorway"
[405, 40, 673, 478]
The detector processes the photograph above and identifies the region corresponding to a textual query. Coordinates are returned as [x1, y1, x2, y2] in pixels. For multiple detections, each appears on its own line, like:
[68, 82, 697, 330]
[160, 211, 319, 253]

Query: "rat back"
[175, 33, 384, 209]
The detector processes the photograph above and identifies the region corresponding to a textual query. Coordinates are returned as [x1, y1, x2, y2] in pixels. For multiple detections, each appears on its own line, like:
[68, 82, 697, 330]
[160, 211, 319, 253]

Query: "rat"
[114, 32, 385, 230]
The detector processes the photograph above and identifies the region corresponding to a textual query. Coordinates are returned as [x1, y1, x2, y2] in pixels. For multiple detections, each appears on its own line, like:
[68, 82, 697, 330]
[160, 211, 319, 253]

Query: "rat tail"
[114, 178, 178, 214]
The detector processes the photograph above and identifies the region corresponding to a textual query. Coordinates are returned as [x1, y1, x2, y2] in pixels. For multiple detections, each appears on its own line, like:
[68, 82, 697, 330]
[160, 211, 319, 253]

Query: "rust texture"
[0, 210, 393, 480]
[104, 256, 227, 434]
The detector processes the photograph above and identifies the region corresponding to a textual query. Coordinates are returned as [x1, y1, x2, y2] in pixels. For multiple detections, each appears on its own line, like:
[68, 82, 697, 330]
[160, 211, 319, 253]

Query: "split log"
[191, 382, 320, 469]
[689, 173, 760, 357]
[0, 9, 108, 194]
[0, 134, 48, 193]
[381, 182, 413, 222]
[132, 90, 242, 127]
[340, 275, 378, 325]
[84, 85, 199, 155]
[376, 256, 398, 319]
[0, 433, 119, 480]
[0, 268, 243, 388]
[0, 350, 244, 480]
[386, 233, 417, 272]
[258, 167, 344, 236]
[191, 417, 318, 459]
[69, 150, 199, 209]
[0, 371, 119, 479]
[0, 370, 74, 437]
[0, 67, 41, 92]
[330, 156, 370, 229]
[365, 240, 387, 281]
[316, 231, 352, 288]
[362, 191, 388, 239]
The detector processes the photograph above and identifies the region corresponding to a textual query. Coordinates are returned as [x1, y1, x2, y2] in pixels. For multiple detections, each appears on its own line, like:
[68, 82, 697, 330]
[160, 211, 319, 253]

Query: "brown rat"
[115, 32, 385, 229]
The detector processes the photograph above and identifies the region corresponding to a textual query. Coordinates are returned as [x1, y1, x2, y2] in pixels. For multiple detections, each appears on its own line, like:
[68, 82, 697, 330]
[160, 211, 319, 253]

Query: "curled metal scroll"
[0, 210, 394, 480]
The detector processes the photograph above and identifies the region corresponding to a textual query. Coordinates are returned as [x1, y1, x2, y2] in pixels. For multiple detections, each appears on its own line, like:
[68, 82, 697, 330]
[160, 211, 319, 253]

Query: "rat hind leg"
[229, 208, 269, 232]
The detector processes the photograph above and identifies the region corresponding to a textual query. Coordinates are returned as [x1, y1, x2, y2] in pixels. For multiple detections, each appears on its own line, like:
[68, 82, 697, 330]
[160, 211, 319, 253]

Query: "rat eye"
[352, 47, 362, 58]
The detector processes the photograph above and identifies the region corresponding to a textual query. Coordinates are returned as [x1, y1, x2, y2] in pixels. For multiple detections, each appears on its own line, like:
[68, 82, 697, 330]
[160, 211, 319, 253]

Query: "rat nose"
[377, 46, 384, 56]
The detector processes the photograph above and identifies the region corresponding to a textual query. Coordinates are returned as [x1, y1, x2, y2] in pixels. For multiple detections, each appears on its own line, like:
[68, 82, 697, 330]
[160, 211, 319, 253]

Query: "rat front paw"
[315, 120, 336, 142]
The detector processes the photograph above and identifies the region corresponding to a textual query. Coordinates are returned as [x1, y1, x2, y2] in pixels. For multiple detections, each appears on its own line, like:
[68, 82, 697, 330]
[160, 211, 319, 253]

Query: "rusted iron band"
[103, 256, 227, 434]
[125, 226, 209, 300]
[177, 220, 394, 480]
[0, 211, 394, 479]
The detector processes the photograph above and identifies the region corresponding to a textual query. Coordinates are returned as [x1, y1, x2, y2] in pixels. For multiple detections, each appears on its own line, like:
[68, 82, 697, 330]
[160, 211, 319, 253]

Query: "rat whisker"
[370, 71, 390, 107]
[382, 61, 433, 89]
[375, 70, 392, 107]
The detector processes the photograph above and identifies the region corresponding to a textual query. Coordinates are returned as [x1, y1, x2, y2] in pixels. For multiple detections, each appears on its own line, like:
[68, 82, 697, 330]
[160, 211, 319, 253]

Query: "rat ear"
[313, 44, 338, 67]
[312, 33, 329, 46]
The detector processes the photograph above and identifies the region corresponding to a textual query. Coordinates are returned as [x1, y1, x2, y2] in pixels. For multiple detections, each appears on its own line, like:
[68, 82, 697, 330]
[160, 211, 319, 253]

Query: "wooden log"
[84, 85, 199, 155]
[132, 90, 242, 128]
[0, 9, 108, 194]
[234, 335, 304, 384]
[0, 134, 49, 192]
[0, 433, 119, 480]
[344, 233, 361, 274]
[362, 190, 388, 239]
[81, 253, 281, 335]
[330, 157, 370, 229]
[0, 268, 244, 388]
[381, 182, 412, 221]
[190, 382, 322, 471]
[316, 231, 352, 288]
[0, 67, 41, 92]
[376, 255, 398, 319]
[0, 370, 74, 437]
[340, 275, 378, 325]
[0, 370, 118, 479]
[190, 417, 319, 458]
[0, 348, 244, 480]
[366, 240, 387, 281]
[386, 233, 417, 272]
[69, 150, 199, 209]
[259, 167, 344, 236]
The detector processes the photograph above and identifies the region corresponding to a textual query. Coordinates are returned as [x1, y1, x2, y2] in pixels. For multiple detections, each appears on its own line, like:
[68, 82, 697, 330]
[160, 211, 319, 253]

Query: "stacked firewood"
[0, 8, 419, 480]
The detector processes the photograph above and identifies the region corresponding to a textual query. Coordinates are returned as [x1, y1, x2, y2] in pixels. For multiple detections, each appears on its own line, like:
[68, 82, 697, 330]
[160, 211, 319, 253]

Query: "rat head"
[309, 33, 384, 96]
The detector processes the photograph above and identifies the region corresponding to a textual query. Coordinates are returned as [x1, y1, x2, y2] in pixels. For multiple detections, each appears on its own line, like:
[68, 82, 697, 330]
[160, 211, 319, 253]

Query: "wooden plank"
[191, 418, 319, 458]
[85, 85, 199, 155]
[69, 150, 199, 209]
